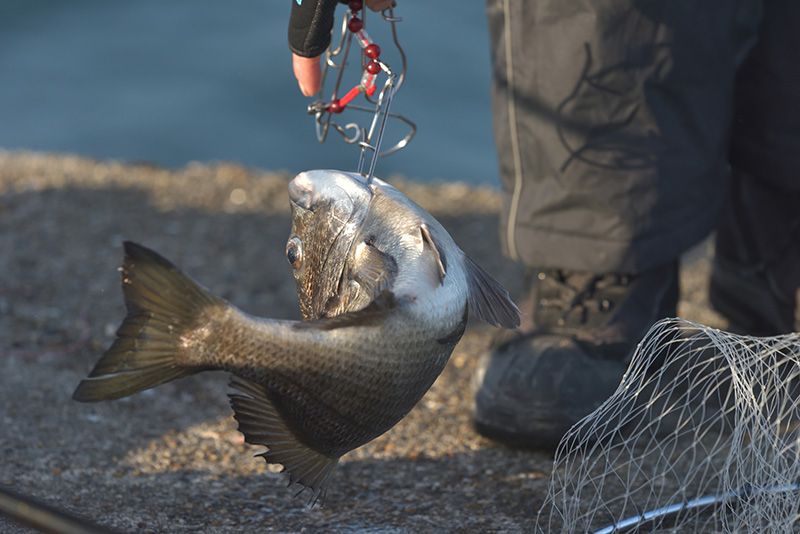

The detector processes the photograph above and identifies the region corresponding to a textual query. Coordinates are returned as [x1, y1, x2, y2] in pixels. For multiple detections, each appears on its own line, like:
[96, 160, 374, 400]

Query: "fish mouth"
[288, 174, 315, 211]
[288, 170, 372, 212]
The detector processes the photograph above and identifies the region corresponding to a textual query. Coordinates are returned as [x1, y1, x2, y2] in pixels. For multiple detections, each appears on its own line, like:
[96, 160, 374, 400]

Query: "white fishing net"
[536, 318, 800, 533]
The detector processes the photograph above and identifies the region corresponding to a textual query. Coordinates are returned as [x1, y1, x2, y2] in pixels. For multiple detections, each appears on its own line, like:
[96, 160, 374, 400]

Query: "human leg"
[477, 0, 762, 449]
[712, 0, 800, 336]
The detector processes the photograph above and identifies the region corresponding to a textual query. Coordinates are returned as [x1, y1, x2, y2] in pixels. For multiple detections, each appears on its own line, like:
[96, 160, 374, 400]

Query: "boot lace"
[536, 270, 629, 329]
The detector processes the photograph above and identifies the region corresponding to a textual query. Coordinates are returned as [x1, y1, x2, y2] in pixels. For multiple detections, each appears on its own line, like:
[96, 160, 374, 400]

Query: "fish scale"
[193, 309, 456, 453]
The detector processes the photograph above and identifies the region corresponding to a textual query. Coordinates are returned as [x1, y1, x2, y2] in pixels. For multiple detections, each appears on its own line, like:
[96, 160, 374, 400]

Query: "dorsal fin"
[229, 377, 338, 505]
[463, 255, 521, 329]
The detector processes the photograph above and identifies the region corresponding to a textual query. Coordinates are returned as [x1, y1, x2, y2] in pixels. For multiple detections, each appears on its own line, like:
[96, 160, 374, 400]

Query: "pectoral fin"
[322, 238, 397, 317]
[350, 239, 397, 297]
[229, 377, 338, 505]
[464, 255, 521, 329]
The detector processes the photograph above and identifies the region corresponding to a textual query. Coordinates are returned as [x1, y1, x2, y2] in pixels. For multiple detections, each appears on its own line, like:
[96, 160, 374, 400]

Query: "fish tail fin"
[73, 241, 223, 402]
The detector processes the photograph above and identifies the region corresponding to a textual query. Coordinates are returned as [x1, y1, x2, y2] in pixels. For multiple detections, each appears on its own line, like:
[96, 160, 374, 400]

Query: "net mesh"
[536, 318, 800, 533]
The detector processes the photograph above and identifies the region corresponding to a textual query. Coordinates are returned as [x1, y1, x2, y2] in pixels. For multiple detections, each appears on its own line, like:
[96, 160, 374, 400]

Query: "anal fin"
[228, 376, 339, 504]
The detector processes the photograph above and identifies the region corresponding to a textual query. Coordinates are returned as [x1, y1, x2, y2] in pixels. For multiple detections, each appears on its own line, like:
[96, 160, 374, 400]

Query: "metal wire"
[307, 6, 415, 184]
[592, 482, 800, 534]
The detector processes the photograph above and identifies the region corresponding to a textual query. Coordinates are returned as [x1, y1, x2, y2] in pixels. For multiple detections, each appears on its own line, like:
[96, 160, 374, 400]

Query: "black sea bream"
[74, 170, 519, 501]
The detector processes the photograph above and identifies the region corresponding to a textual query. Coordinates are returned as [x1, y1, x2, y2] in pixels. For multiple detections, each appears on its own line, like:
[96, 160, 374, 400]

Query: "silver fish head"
[287, 170, 372, 320]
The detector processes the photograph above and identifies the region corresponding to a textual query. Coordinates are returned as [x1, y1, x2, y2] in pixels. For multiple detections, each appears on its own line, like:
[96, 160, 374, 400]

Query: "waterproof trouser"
[487, 0, 800, 276]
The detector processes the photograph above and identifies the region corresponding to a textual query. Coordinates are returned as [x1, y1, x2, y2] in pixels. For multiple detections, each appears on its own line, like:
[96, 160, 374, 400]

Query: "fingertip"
[292, 54, 321, 97]
[301, 83, 320, 97]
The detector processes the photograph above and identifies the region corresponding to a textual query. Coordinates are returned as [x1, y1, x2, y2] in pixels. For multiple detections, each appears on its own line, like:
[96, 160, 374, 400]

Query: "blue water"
[0, 1, 498, 185]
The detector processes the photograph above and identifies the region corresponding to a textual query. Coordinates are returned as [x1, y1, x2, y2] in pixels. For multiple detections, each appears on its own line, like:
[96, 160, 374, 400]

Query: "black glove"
[289, 0, 347, 58]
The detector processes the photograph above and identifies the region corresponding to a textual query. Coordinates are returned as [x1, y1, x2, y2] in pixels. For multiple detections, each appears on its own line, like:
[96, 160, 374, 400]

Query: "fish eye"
[286, 237, 303, 269]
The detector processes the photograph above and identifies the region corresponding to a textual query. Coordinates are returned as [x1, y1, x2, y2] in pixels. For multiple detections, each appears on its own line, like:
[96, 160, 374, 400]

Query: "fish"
[73, 170, 520, 502]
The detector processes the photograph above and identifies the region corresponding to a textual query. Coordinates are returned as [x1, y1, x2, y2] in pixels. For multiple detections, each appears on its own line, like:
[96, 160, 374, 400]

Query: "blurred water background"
[0, 1, 497, 185]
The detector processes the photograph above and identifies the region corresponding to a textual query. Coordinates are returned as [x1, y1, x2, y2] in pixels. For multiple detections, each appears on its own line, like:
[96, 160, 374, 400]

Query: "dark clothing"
[289, 0, 342, 58]
[731, 0, 800, 192]
[487, 0, 798, 276]
[721, 0, 800, 310]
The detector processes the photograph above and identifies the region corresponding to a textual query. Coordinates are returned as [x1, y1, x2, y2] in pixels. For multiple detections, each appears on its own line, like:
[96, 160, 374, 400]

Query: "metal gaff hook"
[306, 3, 415, 185]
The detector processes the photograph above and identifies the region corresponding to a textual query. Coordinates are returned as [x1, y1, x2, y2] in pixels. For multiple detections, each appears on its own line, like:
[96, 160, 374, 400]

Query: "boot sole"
[473, 418, 568, 452]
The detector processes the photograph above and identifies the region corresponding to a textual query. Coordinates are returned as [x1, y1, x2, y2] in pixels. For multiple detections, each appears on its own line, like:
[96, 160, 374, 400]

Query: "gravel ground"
[0, 152, 726, 533]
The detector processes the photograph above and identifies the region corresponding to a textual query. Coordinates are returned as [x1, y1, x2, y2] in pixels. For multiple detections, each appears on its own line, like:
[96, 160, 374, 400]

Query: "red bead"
[328, 100, 344, 114]
[364, 43, 381, 60]
[366, 60, 381, 75]
[348, 17, 363, 33]
[348, 0, 362, 12]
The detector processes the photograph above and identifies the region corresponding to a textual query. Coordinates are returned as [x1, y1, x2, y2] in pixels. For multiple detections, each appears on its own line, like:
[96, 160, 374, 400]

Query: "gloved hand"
[289, 0, 395, 96]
